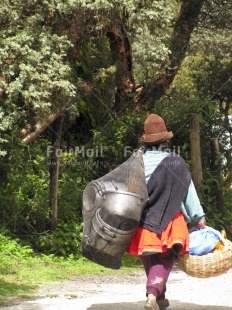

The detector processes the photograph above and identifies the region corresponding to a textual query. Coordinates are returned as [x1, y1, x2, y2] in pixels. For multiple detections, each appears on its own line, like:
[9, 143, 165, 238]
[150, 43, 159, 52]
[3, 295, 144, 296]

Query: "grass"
[0, 234, 142, 306]
[0, 280, 35, 296]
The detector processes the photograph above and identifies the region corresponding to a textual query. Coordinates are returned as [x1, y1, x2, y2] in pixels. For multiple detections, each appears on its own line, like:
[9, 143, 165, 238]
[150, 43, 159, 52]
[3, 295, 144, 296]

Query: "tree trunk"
[210, 137, 225, 216]
[107, 16, 135, 112]
[138, 0, 205, 109]
[49, 116, 64, 231]
[190, 114, 203, 192]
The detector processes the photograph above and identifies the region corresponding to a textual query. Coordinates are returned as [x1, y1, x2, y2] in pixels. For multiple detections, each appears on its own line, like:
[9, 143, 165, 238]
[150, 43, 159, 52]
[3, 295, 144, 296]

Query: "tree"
[138, 0, 205, 109]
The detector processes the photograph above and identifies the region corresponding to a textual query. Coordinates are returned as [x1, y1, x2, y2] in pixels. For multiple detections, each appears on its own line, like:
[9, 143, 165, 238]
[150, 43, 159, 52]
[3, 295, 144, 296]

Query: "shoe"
[157, 299, 169, 309]
[144, 298, 160, 310]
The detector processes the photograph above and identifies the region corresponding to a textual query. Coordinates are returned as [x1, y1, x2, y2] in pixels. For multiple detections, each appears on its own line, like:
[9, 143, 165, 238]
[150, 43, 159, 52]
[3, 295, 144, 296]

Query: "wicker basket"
[178, 240, 232, 278]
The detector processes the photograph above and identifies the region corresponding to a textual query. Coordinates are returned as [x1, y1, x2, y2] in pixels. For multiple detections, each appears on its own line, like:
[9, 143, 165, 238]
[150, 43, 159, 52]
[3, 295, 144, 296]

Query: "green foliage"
[36, 221, 83, 257]
[0, 0, 81, 160]
[75, 38, 116, 127]
[123, 0, 178, 83]
[0, 24, 76, 117]
[224, 189, 232, 236]
[0, 138, 50, 233]
[58, 164, 84, 221]
[163, 53, 232, 227]
[0, 233, 33, 274]
[92, 109, 145, 173]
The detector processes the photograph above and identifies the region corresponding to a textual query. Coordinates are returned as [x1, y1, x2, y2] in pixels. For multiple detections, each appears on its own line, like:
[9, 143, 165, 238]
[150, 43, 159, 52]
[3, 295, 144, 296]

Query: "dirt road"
[1, 267, 232, 310]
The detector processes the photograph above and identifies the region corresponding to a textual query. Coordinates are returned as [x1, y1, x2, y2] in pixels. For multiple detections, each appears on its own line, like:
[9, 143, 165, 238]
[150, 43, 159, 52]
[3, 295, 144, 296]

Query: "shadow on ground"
[88, 300, 232, 310]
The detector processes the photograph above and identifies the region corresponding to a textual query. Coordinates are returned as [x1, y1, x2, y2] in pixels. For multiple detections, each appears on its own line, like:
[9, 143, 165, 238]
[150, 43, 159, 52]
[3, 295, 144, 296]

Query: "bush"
[0, 232, 33, 274]
[36, 221, 83, 257]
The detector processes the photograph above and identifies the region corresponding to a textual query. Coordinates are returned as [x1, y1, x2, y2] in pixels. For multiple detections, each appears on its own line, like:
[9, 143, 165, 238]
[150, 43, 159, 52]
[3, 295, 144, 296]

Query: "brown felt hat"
[140, 114, 173, 144]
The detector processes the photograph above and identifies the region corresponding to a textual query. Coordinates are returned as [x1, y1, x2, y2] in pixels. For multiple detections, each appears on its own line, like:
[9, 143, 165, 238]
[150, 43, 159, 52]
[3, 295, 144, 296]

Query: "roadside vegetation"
[0, 232, 141, 306]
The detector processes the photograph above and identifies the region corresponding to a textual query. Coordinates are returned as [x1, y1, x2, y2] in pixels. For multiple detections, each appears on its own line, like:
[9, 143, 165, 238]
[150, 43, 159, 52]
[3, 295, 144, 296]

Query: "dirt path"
[1, 267, 232, 310]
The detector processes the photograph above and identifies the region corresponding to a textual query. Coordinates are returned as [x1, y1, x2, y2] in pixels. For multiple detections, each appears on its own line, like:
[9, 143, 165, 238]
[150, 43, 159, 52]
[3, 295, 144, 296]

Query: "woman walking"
[127, 114, 206, 310]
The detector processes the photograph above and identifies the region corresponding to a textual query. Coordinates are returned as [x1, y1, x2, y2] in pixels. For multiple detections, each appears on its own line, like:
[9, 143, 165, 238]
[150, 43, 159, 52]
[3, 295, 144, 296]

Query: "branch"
[138, 0, 205, 109]
[21, 67, 116, 143]
[22, 108, 65, 144]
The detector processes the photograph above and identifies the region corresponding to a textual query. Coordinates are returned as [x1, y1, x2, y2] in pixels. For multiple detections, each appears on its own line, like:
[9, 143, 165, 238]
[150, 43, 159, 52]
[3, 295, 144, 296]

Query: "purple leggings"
[140, 250, 176, 299]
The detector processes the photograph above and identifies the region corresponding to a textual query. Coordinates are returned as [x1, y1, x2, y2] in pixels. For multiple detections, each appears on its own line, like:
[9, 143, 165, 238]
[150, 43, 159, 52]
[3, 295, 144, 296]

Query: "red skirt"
[126, 212, 189, 256]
